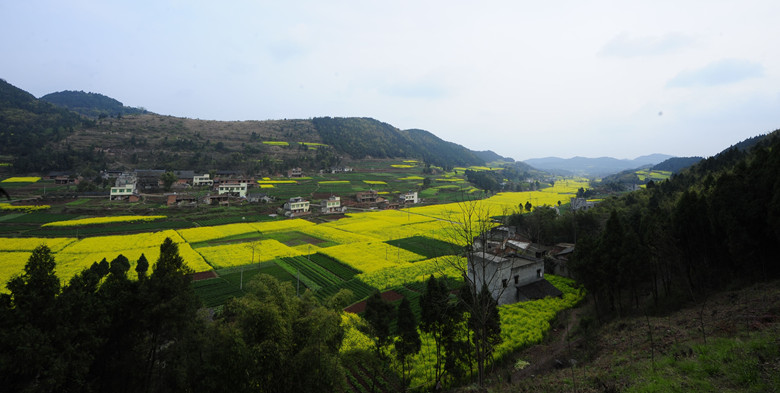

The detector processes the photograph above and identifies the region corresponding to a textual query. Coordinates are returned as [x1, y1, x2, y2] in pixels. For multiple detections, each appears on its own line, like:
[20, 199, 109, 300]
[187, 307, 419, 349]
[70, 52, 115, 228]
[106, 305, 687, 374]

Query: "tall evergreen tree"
[363, 291, 395, 360]
[395, 297, 421, 389]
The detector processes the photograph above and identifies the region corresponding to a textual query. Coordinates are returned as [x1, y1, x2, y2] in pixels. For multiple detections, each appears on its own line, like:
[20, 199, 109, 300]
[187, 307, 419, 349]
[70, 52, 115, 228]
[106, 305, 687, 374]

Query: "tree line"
[568, 130, 780, 316]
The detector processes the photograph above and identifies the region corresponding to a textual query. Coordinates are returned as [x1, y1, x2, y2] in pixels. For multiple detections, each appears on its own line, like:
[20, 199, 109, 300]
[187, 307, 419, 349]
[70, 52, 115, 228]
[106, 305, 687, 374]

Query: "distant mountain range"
[523, 154, 675, 177]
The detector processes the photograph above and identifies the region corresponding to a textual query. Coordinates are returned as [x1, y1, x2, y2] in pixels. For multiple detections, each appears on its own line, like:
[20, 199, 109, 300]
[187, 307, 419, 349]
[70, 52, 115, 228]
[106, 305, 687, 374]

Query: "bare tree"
[437, 199, 516, 387]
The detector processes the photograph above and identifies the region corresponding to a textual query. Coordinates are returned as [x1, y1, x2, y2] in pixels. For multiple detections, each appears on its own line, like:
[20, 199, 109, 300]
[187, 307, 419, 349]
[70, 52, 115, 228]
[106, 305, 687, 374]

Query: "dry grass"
[468, 280, 780, 393]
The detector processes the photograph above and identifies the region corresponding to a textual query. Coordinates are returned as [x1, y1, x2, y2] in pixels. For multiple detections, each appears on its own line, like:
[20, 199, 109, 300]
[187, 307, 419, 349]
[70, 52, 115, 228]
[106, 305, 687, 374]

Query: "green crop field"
[385, 235, 460, 259]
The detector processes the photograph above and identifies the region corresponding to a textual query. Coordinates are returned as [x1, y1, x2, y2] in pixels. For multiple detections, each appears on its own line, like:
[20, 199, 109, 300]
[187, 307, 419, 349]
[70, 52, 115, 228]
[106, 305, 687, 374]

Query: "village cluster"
[102, 168, 420, 217]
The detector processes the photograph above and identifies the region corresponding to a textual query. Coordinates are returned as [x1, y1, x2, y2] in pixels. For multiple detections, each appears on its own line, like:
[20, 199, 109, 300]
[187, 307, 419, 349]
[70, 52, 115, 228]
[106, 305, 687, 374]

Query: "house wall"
[467, 252, 545, 305]
[467, 252, 515, 305]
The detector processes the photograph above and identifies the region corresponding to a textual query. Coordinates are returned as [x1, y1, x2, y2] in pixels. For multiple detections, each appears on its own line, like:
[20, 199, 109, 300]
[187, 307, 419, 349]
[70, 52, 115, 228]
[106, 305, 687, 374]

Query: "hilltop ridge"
[1, 79, 514, 174]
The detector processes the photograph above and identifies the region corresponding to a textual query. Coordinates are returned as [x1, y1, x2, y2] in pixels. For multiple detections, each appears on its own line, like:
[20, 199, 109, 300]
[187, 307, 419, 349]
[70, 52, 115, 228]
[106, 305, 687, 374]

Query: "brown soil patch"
[190, 271, 218, 281]
[344, 290, 404, 314]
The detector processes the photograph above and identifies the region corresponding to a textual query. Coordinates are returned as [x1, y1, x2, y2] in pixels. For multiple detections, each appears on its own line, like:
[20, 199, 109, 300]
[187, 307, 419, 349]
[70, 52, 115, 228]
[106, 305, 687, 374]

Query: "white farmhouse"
[467, 236, 562, 305]
[400, 191, 418, 204]
[321, 195, 345, 213]
[193, 174, 214, 187]
[218, 182, 248, 198]
[110, 172, 137, 200]
[284, 196, 310, 217]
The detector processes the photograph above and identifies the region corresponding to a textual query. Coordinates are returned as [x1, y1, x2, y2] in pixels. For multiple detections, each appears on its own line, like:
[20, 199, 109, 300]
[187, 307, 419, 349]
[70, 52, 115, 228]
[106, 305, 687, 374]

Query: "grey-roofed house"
[468, 233, 562, 305]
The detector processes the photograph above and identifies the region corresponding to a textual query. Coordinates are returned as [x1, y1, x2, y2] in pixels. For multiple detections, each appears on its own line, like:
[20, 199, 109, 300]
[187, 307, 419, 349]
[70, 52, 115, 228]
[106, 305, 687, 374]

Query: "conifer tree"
[395, 297, 421, 389]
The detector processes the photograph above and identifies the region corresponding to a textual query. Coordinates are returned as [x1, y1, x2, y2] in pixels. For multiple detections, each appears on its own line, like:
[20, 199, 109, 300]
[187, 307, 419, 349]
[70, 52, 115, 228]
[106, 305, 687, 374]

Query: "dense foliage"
[40, 90, 149, 119]
[651, 156, 703, 172]
[0, 79, 98, 172]
[569, 130, 780, 316]
[0, 240, 346, 393]
[0, 239, 201, 392]
[313, 117, 487, 169]
[402, 128, 484, 168]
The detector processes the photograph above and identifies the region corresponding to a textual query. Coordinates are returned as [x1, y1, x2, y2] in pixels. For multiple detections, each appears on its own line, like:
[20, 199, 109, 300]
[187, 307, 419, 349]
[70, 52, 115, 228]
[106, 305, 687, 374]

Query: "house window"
[536, 269, 542, 278]
[514, 275, 519, 284]
[502, 279, 507, 288]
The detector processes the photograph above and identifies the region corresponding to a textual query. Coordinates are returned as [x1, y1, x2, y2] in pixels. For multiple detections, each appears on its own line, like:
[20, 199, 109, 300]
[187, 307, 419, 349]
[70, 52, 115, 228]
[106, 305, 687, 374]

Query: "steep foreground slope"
[474, 280, 780, 392]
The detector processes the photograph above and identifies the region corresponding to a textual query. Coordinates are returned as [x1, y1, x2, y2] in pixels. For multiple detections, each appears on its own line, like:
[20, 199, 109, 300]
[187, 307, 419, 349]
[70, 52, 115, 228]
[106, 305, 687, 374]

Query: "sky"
[2, 1, 779, 161]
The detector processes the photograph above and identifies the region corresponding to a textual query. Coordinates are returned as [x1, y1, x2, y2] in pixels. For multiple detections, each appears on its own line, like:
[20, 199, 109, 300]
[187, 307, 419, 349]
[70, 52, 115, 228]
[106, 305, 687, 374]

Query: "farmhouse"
[468, 250, 561, 305]
[570, 197, 596, 211]
[284, 196, 310, 217]
[288, 167, 303, 178]
[110, 172, 138, 201]
[174, 170, 195, 186]
[321, 195, 345, 213]
[356, 189, 379, 203]
[134, 169, 165, 191]
[400, 190, 418, 204]
[166, 193, 197, 206]
[468, 230, 562, 305]
[193, 174, 213, 187]
[329, 166, 353, 174]
[217, 182, 249, 198]
[203, 194, 230, 205]
[247, 190, 274, 203]
[110, 185, 136, 200]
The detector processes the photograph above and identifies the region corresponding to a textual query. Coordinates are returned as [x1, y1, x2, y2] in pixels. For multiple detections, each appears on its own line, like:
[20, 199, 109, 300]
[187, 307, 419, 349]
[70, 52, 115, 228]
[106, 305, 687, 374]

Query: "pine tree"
[395, 297, 421, 389]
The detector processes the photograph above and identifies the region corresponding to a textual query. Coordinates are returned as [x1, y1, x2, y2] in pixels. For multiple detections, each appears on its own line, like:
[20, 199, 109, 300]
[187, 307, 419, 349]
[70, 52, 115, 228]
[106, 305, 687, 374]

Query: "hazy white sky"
[2, 1, 779, 161]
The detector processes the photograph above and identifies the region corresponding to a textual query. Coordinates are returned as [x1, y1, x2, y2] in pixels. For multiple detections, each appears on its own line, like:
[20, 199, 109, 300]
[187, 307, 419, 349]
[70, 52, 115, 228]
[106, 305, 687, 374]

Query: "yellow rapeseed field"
[0, 203, 51, 211]
[196, 239, 303, 268]
[257, 180, 297, 184]
[1, 177, 41, 183]
[357, 256, 465, 290]
[296, 225, 375, 244]
[177, 223, 260, 243]
[0, 252, 33, 287]
[319, 241, 426, 273]
[0, 237, 77, 252]
[42, 215, 166, 227]
[54, 243, 211, 281]
[58, 230, 185, 254]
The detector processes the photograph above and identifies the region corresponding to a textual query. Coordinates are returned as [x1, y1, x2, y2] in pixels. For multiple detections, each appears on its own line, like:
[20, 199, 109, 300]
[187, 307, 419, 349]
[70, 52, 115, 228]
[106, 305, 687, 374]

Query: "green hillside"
[0, 79, 95, 172]
[0, 80, 513, 174]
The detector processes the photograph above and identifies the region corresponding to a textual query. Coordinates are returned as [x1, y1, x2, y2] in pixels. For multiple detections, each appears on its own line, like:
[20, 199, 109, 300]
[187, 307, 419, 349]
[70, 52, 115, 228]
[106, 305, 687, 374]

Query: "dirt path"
[511, 303, 586, 382]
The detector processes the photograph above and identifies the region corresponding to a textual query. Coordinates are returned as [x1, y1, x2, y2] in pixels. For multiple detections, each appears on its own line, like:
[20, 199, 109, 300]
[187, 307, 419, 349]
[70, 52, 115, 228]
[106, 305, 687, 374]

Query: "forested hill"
[40, 90, 150, 119]
[1, 80, 510, 173]
[569, 128, 780, 318]
[0, 79, 91, 164]
[651, 156, 702, 172]
[311, 117, 488, 168]
[402, 128, 485, 168]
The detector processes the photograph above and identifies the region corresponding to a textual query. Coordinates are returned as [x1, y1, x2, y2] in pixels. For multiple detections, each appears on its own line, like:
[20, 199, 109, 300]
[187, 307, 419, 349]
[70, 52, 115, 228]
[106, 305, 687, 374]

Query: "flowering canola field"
[42, 215, 166, 227]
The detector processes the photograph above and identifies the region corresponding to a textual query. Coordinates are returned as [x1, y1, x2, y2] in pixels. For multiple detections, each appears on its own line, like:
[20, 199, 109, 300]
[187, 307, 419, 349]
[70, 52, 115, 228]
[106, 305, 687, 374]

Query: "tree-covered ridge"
[402, 128, 484, 168]
[312, 117, 488, 168]
[569, 129, 780, 316]
[471, 149, 514, 163]
[0, 79, 90, 157]
[651, 156, 702, 172]
[40, 90, 150, 119]
[313, 117, 418, 159]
